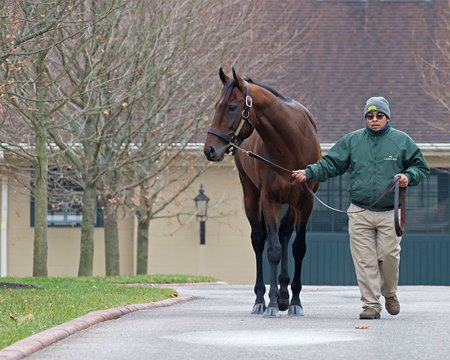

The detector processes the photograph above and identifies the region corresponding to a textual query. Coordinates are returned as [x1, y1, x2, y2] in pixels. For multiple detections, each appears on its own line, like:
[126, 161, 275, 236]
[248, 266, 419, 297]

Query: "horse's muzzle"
[204, 145, 225, 161]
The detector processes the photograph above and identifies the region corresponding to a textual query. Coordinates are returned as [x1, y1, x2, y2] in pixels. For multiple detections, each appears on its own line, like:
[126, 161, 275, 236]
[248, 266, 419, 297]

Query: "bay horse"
[204, 68, 321, 317]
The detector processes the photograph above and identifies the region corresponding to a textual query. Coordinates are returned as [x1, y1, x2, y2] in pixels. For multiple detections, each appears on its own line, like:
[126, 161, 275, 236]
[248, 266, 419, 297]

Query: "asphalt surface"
[2, 284, 450, 360]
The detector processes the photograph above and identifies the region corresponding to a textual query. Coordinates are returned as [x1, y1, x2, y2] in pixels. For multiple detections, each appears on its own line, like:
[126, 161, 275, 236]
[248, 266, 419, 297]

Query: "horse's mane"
[223, 77, 291, 103]
[245, 77, 291, 103]
[222, 76, 317, 132]
[245, 77, 317, 132]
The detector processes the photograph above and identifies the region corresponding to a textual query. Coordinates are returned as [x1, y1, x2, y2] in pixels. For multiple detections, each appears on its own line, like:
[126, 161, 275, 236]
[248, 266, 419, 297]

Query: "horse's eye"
[228, 104, 237, 112]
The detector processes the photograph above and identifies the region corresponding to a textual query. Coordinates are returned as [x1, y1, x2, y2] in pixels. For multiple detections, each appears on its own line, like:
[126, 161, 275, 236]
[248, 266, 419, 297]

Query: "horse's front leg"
[262, 201, 282, 318]
[250, 220, 266, 314]
[240, 178, 267, 315]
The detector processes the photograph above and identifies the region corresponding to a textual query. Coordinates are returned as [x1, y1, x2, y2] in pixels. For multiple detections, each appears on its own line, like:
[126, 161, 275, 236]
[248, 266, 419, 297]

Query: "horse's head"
[204, 68, 254, 161]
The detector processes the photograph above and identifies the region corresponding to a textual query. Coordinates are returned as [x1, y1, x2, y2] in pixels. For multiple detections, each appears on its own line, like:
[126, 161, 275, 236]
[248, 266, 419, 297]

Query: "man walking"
[292, 97, 430, 319]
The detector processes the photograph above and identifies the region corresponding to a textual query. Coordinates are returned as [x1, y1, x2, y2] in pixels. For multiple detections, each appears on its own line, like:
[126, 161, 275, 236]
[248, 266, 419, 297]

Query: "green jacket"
[305, 125, 430, 211]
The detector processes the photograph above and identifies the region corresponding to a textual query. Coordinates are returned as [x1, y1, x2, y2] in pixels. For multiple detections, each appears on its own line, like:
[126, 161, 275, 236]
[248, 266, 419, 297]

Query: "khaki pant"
[348, 203, 402, 312]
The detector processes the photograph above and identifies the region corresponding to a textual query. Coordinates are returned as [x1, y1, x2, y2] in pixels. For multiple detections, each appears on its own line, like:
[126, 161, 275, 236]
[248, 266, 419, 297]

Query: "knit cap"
[364, 96, 391, 119]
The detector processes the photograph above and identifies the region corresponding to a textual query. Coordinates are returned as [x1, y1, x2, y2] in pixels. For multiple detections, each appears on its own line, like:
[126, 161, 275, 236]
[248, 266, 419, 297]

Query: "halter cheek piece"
[207, 82, 253, 155]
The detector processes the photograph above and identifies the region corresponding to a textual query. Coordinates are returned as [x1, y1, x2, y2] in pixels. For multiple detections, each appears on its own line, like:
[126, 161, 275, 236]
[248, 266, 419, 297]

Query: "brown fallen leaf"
[170, 293, 178, 298]
[354, 325, 369, 330]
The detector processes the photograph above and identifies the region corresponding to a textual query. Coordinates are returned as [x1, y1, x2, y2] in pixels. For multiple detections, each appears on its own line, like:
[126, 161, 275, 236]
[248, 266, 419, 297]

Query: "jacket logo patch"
[384, 155, 398, 161]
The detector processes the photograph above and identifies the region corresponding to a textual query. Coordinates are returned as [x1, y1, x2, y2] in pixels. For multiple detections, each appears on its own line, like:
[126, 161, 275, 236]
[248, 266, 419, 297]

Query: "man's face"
[365, 111, 388, 132]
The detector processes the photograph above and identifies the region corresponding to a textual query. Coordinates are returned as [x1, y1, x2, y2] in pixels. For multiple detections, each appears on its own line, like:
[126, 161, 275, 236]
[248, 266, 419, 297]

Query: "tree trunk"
[33, 128, 48, 277]
[32, 48, 49, 277]
[104, 200, 120, 275]
[78, 183, 96, 276]
[136, 216, 150, 274]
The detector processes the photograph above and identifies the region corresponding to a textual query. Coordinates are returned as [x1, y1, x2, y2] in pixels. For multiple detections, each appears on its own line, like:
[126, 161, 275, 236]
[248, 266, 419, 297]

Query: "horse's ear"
[219, 67, 230, 85]
[232, 68, 245, 90]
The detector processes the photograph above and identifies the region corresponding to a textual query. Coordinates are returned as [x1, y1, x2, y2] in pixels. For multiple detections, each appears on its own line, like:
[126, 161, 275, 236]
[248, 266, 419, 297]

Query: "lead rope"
[230, 143, 406, 236]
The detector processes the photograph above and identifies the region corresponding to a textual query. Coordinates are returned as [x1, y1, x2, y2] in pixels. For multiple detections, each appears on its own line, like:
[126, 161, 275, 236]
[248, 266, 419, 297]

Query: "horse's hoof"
[288, 305, 304, 316]
[277, 297, 290, 312]
[251, 303, 266, 315]
[263, 307, 281, 318]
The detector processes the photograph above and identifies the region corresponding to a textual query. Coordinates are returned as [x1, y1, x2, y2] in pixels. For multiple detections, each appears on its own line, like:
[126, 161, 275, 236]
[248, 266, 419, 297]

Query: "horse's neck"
[254, 103, 311, 154]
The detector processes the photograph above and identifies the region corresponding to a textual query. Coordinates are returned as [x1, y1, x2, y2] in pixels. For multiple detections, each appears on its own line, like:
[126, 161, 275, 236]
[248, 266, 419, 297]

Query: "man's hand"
[292, 169, 307, 183]
[395, 173, 409, 188]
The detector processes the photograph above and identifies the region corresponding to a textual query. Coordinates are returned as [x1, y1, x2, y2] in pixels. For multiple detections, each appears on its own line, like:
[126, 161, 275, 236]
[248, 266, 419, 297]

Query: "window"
[308, 169, 449, 234]
[308, 173, 350, 233]
[406, 169, 449, 233]
[30, 169, 104, 227]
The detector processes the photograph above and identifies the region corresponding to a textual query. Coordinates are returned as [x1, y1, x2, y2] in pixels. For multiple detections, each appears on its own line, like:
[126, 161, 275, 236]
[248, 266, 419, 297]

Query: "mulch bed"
[0, 282, 37, 289]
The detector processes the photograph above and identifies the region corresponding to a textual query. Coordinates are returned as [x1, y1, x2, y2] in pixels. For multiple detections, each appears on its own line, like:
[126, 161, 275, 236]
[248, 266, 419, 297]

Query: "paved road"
[19, 284, 450, 359]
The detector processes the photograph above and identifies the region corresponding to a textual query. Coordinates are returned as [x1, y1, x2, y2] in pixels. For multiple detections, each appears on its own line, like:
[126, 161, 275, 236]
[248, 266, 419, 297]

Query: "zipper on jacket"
[370, 133, 377, 205]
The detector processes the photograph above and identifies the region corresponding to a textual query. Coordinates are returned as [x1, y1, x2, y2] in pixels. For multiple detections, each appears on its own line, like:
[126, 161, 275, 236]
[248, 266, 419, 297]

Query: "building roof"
[253, 0, 450, 143]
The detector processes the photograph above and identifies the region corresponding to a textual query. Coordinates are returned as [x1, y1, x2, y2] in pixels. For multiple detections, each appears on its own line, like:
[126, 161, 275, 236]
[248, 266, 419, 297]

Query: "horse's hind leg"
[278, 205, 295, 312]
[289, 197, 314, 316]
[260, 198, 282, 318]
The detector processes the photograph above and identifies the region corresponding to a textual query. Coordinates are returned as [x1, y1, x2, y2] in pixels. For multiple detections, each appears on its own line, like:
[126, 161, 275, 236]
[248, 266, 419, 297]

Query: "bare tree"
[415, 0, 450, 134]
[45, 0, 315, 275]
[1, 0, 316, 277]
[0, 0, 131, 276]
[100, 0, 317, 274]
[122, 156, 208, 274]
[43, 0, 143, 276]
[0, 0, 78, 276]
[0, 1, 72, 65]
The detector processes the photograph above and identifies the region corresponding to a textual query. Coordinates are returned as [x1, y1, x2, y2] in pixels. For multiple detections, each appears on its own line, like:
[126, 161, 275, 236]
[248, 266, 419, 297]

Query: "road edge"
[0, 295, 194, 360]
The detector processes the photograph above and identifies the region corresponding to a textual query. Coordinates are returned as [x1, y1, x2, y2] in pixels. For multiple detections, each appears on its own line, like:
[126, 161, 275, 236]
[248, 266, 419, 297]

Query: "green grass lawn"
[0, 274, 217, 349]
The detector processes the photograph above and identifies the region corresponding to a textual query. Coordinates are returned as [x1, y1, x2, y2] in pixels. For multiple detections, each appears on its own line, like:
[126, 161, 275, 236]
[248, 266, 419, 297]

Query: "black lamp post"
[193, 185, 209, 245]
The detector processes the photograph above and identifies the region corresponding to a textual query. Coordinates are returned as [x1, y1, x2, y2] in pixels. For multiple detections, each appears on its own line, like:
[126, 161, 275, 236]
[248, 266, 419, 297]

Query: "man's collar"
[366, 122, 391, 136]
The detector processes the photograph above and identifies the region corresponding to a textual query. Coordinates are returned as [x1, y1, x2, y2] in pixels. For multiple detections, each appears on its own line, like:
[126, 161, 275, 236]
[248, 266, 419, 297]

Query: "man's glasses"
[365, 113, 386, 121]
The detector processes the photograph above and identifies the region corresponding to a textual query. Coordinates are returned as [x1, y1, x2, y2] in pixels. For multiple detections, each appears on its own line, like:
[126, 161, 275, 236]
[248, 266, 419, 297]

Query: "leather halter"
[207, 82, 253, 155]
